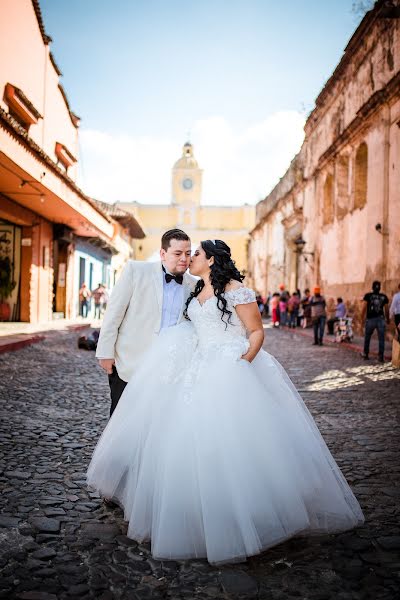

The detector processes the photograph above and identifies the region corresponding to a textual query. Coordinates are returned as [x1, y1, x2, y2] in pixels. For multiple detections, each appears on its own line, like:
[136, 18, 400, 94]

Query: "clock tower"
[171, 141, 202, 207]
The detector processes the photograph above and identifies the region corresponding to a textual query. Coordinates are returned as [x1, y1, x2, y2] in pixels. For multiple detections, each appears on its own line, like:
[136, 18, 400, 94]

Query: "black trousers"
[108, 365, 127, 417]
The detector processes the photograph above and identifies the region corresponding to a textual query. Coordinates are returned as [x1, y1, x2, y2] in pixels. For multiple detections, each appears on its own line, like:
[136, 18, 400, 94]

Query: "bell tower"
[171, 142, 203, 207]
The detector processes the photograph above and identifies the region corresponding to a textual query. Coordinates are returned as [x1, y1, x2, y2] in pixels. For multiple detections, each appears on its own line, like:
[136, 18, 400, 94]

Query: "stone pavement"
[0, 326, 399, 600]
[264, 320, 393, 362]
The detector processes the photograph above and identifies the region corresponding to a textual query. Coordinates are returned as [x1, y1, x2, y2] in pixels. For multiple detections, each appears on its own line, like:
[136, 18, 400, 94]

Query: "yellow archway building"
[117, 142, 255, 271]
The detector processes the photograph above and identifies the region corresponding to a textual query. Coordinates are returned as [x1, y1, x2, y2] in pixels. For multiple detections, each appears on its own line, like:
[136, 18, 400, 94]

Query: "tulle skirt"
[87, 322, 364, 564]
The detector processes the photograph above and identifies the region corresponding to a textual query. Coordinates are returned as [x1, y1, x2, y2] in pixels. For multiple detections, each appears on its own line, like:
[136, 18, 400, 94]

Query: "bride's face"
[189, 245, 211, 277]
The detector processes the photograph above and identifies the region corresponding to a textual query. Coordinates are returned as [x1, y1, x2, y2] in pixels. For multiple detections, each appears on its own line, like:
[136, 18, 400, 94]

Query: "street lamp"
[294, 236, 314, 257]
[294, 236, 306, 254]
[294, 236, 314, 290]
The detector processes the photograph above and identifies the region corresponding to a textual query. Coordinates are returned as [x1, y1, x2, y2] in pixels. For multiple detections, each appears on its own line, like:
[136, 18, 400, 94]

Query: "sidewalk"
[264, 319, 393, 362]
[0, 317, 100, 354]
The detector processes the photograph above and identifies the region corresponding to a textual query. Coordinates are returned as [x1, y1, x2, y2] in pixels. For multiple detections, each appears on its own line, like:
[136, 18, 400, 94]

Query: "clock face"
[182, 178, 193, 190]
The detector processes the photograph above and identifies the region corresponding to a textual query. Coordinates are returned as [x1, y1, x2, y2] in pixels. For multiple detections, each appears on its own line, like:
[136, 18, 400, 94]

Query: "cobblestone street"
[0, 326, 399, 600]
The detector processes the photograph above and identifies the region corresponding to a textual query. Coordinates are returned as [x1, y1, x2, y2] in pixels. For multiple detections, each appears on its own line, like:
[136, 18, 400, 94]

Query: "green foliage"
[0, 256, 16, 302]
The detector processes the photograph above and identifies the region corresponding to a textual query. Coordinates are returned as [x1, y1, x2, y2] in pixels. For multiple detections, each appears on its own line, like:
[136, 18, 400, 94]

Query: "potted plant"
[0, 255, 16, 321]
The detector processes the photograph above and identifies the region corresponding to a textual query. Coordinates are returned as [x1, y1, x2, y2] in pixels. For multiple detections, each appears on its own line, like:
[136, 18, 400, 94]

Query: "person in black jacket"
[360, 281, 389, 362]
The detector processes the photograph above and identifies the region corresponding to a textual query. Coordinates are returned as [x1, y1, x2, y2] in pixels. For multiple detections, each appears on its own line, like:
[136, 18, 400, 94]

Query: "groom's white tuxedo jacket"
[96, 260, 197, 382]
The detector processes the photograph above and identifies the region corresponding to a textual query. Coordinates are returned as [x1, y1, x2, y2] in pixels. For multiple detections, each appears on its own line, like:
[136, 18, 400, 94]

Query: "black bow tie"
[163, 267, 183, 285]
[165, 273, 183, 284]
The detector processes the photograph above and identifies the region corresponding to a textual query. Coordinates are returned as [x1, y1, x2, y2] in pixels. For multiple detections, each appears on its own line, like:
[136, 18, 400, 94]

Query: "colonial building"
[248, 0, 400, 330]
[118, 142, 255, 271]
[0, 0, 144, 323]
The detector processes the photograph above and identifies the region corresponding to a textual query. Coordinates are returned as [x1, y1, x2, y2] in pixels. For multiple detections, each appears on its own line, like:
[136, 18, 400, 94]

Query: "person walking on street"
[301, 288, 312, 328]
[288, 292, 300, 328]
[79, 283, 91, 318]
[389, 283, 400, 342]
[92, 283, 108, 319]
[310, 287, 326, 346]
[327, 297, 347, 335]
[361, 281, 390, 362]
[256, 294, 265, 316]
[270, 293, 280, 327]
[278, 285, 289, 327]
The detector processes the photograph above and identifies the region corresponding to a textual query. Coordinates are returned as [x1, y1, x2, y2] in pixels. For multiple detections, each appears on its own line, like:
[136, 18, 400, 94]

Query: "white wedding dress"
[87, 287, 364, 564]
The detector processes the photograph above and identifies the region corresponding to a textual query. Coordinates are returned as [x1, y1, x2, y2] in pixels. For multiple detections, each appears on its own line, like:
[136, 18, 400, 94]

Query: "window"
[55, 142, 77, 172]
[354, 142, 368, 210]
[4, 83, 42, 131]
[336, 155, 350, 220]
[323, 173, 334, 225]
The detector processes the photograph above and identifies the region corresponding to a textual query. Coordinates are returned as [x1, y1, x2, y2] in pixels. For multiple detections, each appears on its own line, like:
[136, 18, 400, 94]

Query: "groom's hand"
[98, 358, 115, 374]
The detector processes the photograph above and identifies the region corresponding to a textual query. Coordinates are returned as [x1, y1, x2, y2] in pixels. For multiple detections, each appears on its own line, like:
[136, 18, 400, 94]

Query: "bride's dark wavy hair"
[184, 240, 245, 327]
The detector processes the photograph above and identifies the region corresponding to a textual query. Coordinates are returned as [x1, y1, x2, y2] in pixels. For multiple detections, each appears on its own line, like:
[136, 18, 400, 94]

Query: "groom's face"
[160, 239, 191, 275]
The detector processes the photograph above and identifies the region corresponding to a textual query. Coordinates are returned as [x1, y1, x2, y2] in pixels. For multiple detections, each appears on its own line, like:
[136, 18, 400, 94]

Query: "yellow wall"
[118, 202, 255, 271]
[117, 143, 255, 271]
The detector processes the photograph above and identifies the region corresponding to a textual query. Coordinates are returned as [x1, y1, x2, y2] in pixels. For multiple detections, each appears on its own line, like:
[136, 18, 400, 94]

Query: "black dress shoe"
[312, 342, 319, 345]
[378, 355, 384, 363]
[360, 353, 369, 360]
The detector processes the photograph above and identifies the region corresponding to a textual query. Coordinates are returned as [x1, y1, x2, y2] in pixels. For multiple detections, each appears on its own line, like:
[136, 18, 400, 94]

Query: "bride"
[87, 239, 364, 565]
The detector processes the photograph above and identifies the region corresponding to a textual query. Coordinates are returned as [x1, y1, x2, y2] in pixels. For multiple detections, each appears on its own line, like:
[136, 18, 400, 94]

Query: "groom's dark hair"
[161, 229, 190, 251]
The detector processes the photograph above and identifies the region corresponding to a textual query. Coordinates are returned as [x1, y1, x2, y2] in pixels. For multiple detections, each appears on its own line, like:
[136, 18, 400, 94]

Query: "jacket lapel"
[178, 273, 195, 322]
[152, 262, 164, 316]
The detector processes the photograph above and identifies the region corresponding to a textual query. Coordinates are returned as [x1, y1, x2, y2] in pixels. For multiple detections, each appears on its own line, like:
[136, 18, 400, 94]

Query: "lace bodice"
[186, 286, 256, 357]
[159, 287, 256, 401]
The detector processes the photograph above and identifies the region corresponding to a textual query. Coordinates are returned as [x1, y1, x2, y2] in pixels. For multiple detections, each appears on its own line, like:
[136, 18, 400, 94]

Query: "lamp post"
[294, 236, 314, 290]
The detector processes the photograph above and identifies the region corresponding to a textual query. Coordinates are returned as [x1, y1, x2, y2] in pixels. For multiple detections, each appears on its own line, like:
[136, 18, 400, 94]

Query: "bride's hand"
[235, 302, 264, 362]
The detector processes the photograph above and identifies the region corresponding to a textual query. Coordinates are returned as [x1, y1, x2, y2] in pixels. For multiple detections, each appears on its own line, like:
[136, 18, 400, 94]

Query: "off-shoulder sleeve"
[227, 287, 256, 307]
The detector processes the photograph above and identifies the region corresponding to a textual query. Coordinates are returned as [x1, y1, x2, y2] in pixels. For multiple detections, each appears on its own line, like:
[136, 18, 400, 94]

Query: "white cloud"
[78, 111, 305, 206]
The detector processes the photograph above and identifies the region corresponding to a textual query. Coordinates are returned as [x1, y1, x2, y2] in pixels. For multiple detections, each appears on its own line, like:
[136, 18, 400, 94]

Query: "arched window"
[354, 142, 368, 210]
[336, 154, 349, 220]
[323, 173, 334, 225]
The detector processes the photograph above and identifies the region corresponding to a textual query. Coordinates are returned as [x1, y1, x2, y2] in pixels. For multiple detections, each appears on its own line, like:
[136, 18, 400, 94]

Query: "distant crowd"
[256, 281, 400, 363]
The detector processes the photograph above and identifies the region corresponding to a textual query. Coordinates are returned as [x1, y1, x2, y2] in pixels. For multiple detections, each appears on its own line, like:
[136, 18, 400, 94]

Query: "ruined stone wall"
[248, 3, 400, 334]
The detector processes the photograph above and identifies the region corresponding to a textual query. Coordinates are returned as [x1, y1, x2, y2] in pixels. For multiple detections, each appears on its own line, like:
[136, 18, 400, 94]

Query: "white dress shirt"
[390, 291, 400, 317]
[160, 266, 185, 330]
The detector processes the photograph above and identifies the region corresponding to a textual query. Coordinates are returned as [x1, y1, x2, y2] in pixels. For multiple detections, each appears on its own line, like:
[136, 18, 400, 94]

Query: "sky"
[40, 0, 367, 206]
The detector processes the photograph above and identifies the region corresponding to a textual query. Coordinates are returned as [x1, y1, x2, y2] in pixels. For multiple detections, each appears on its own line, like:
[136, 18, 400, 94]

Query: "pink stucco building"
[0, 0, 144, 323]
[248, 0, 400, 332]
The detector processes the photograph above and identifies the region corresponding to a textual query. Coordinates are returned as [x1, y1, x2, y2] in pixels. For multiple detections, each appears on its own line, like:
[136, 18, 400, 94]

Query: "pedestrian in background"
[327, 297, 347, 335]
[389, 283, 400, 341]
[264, 292, 271, 317]
[310, 286, 326, 346]
[270, 293, 280, 327]
[92, 283, 108, 319]
[256, 294, 265, 317]
[361, 281, 390, 362]
[79, 283, 91, 318]
[288, 292, 300, 328]
[301, 288, 312, 328]
[279, 285, 289, 327]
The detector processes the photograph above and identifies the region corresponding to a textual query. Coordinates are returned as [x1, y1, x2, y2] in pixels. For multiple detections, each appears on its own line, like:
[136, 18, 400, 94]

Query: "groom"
[96, 228, 196, 416]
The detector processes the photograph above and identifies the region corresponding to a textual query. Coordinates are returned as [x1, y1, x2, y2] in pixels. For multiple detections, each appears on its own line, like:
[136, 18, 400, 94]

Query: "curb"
[0, 323, 92, 354]
[0, 335, 45, 354]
